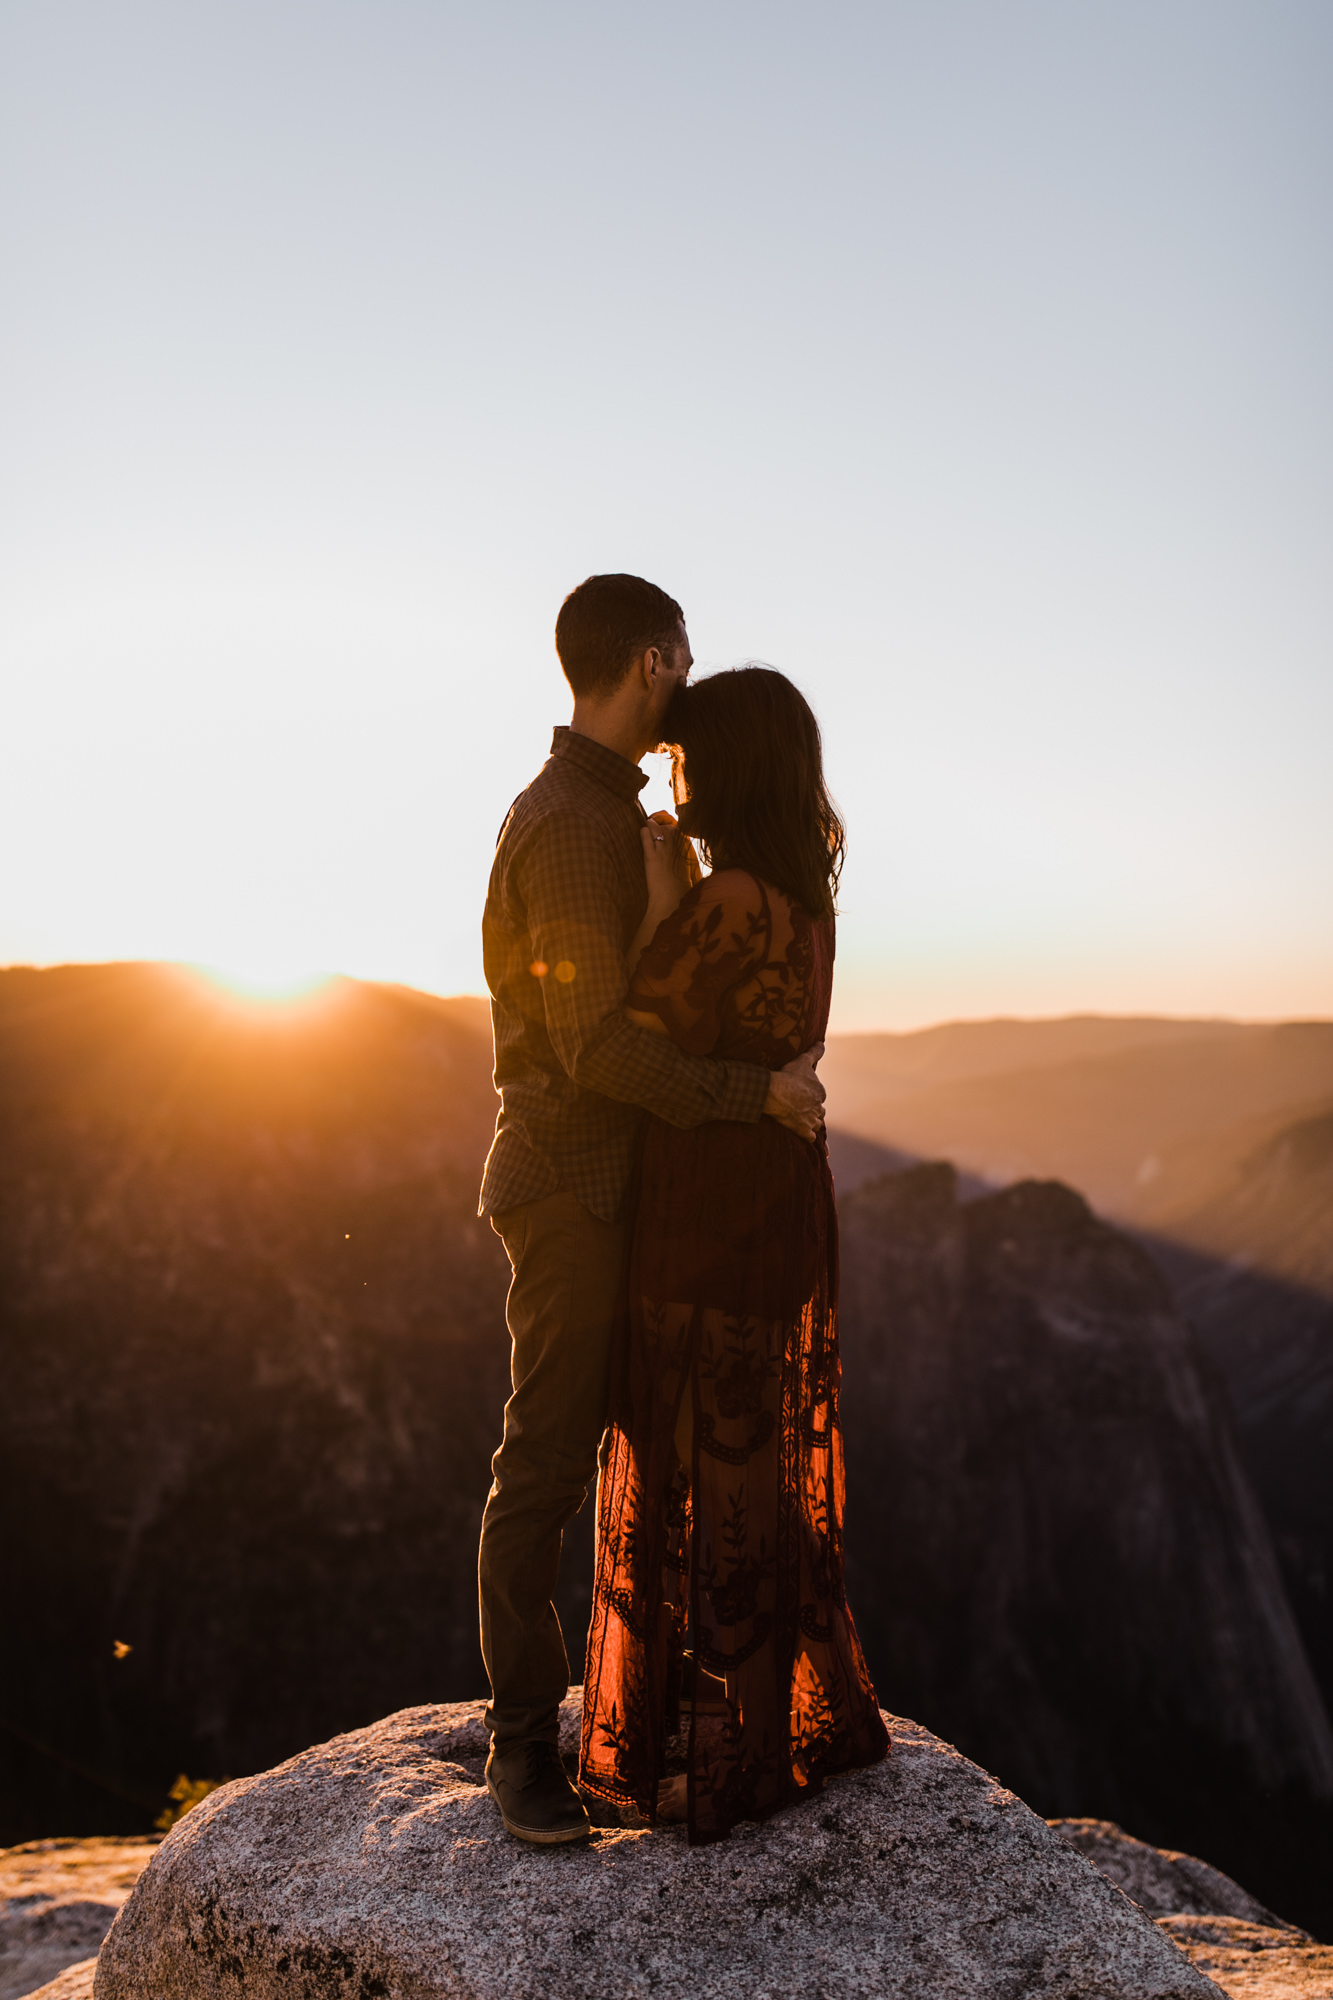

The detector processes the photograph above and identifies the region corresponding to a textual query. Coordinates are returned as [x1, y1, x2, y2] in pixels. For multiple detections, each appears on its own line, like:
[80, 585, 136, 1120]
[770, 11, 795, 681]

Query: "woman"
[579, 665, 888, 1845]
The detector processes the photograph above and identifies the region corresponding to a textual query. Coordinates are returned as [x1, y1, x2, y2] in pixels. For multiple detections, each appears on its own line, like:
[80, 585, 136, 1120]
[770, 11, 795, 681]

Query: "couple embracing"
[477, 572, 888, 1848]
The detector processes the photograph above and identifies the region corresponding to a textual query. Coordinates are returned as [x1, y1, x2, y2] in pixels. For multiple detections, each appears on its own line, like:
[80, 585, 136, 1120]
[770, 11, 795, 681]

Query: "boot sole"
[486, 1772, 591, 1845]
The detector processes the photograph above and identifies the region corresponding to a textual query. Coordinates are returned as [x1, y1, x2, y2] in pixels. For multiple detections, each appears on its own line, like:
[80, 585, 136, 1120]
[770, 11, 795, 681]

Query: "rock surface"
[0, 1839, 155, 2000]
[1049, 1820, 1303, 1930]
[16, 1765, 1333, 1999]
[20, 1964, 97, 2000]
[1155, 1918, 1333, 2000]
[94, 1693, 1223, 2000]
[1047, 1822, 1333, 1998]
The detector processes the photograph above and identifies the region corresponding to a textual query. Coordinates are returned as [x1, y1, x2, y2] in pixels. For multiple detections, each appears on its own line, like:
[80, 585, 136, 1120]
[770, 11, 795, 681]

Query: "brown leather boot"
[485, 1740, 591, 1845]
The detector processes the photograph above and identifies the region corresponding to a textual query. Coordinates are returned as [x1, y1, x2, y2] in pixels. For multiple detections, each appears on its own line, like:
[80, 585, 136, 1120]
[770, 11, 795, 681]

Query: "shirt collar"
[550, 725, 649, 802]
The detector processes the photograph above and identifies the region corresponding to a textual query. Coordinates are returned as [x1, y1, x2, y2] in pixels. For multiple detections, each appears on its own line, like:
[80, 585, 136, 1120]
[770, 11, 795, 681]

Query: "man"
[478, 572, 826, 1843]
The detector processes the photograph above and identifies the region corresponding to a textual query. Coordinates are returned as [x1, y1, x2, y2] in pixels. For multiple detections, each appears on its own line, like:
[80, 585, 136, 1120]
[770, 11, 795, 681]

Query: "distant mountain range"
[3, 969, 1331, 1930]
[821, 1012, 1333, 1727]
[821, 1015, 1333, 1240]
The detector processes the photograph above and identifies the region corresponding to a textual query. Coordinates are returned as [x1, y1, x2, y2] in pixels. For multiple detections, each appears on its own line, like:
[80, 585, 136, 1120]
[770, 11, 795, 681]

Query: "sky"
[2, 0, 1330, 1031]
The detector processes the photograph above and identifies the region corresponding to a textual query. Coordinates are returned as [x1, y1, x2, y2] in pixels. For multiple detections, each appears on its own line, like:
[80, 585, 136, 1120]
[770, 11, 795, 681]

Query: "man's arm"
[519, 812, 822, 1133]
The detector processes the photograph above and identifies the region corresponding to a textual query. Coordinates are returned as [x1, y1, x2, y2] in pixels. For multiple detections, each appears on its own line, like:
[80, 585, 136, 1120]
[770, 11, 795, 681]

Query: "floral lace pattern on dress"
[580, 871, 888, 1843]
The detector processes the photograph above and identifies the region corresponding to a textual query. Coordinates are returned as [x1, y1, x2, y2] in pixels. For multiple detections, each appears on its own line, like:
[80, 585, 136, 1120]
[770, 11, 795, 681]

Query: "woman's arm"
[624, 814, 699, 976]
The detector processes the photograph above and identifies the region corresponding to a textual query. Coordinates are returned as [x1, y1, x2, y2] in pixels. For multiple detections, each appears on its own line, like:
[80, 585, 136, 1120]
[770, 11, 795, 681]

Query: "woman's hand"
[625, 812, 699, 975]
[641, 821, 680, 904]
[642, 811, 699, 897]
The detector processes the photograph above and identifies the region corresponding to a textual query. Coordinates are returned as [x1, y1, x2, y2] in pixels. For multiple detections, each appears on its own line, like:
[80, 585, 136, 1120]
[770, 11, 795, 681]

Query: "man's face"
[650, 620, 692, 731]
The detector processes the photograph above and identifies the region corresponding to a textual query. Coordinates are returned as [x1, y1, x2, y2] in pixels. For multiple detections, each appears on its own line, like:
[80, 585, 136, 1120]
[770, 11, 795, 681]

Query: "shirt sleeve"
[516, 812, 770, 1130]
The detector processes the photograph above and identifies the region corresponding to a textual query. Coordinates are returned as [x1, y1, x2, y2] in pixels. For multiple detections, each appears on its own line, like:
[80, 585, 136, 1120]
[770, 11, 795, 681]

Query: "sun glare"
[187, 962, 338, 1007]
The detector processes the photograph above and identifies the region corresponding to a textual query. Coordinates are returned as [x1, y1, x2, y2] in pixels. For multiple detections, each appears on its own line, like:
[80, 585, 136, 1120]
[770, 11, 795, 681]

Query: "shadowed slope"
[838, 1165, 1333, 1934]
[1141, 1112, 1333, 1729]
[0, 964, 514, 1841]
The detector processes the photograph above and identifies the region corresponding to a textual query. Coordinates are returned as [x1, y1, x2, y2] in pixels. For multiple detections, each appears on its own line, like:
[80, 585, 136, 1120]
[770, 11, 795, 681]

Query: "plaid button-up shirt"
[478, 726, 771, 1223]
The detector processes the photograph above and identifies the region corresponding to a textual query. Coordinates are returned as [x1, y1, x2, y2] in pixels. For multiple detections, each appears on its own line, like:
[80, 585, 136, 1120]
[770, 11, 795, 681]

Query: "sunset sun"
[188, 960, 337, 1006]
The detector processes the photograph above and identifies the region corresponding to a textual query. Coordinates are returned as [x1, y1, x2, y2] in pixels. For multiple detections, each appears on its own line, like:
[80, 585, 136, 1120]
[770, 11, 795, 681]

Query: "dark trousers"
[479, 1190, 627, 1752]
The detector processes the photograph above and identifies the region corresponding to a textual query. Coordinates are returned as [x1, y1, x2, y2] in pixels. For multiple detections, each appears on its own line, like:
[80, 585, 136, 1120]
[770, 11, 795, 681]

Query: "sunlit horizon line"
[1, 953, 1329, 1036]
[175, 965, 1333, 1035]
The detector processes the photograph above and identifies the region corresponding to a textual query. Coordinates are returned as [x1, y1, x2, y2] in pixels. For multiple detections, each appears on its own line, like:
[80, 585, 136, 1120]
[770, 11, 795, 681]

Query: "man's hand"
[763, 1043, 826, 1141]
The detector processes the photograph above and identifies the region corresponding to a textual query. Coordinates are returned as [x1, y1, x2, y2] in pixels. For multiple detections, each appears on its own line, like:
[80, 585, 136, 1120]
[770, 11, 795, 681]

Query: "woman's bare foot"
[656, 1774, 688, 1823]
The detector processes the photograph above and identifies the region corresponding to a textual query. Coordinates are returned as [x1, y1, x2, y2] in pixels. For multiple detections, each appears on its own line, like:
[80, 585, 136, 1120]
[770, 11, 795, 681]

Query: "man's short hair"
[555, 574, 684, 699]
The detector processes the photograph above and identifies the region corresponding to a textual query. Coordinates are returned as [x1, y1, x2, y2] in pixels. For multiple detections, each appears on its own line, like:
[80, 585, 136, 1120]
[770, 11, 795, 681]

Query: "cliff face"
[3, 965, 1331, 1932]
[1141, 1110, 1333, 1732]
[838, 1165, 1333, 1932]
[0, 964, 516, 1836]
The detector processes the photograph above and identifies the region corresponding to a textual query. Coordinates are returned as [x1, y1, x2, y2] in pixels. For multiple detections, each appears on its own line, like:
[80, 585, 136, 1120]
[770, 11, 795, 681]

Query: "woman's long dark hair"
[662, 666, 845, 923]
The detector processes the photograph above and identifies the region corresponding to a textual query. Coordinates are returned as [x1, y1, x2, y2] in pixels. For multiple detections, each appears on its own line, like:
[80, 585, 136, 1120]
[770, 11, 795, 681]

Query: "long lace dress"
[579, 868, 889, 1843]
